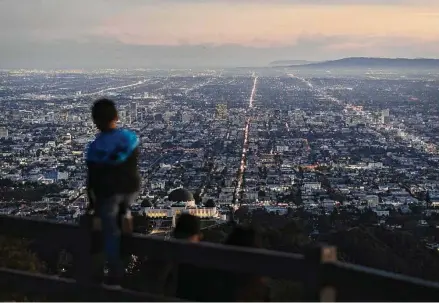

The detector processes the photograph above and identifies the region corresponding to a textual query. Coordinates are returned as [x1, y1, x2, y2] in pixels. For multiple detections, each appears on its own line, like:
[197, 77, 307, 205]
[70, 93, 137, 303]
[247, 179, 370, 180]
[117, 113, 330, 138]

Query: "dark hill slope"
[319, 226, 439, 282]
[296, 57, 439, 69]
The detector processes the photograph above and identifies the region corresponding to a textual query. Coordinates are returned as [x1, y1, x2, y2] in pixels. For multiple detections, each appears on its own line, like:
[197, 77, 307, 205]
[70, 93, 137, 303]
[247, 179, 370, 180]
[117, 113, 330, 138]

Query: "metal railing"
[1, 215, 439, 301]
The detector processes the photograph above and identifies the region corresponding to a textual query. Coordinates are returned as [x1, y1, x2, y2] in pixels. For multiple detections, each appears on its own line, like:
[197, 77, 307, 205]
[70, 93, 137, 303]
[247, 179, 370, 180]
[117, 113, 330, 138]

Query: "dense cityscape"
[1, 66, 439, 222]
[2, 64, 439, 298]
[0, 70, 439, 210]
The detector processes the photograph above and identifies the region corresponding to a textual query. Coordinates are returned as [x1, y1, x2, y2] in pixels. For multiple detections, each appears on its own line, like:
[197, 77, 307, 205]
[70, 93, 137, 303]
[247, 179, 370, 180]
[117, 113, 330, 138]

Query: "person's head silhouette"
[173, 214, 202, 242]
[91, 98, 118, 132]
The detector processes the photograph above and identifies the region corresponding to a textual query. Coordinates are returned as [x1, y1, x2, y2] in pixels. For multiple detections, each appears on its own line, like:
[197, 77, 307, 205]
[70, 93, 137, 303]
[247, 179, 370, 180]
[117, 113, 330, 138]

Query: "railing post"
[73, 218, 94, 287]
[305, 244, 337, 302]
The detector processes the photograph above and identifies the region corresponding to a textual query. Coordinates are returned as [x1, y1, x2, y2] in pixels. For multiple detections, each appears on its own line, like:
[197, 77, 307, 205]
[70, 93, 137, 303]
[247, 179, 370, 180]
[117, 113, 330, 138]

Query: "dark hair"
[91, 98, 118, 131]
[220, 226, 267, 302]
[225, 225, 261, 248]
[173, 214, 201, 239]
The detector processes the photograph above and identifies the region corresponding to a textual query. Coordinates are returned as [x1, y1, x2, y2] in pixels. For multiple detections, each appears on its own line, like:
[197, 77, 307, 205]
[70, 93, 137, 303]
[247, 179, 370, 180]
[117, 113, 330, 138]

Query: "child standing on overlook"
[85, 98, 140, 287]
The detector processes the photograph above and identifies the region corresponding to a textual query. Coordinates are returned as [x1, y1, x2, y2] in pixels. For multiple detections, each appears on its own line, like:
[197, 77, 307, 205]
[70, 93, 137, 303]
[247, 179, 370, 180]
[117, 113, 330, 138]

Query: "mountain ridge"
[269, 60, 316, 66]
[285, 57, 439, 69]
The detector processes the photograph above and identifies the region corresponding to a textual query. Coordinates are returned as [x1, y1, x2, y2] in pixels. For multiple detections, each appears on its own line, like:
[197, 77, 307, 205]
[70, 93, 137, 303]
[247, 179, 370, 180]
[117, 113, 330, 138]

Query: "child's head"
[173, 214, 202, 242]
[91, 98, 118, 131]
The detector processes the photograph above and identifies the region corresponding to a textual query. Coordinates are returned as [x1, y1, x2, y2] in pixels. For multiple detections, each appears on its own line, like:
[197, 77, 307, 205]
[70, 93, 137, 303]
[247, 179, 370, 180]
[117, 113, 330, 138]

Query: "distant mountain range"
[284, 57, 439, 69]
[269, 60, 316, 66]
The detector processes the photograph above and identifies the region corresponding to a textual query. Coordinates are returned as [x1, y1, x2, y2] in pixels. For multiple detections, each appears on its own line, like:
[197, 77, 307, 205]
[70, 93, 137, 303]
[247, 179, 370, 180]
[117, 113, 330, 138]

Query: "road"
[233, 75, 258, 204]
[249, 75, 258, 108]
[84, 79, 148, 97]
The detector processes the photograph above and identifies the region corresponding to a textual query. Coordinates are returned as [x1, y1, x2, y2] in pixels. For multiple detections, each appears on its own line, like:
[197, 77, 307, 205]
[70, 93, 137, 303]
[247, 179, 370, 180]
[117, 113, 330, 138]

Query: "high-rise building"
[119, 110, 126, 123]
[381, 109, 390, 124]
[61, 110, 69, 122]
[216, 104, 228, 120]
[138, 110, 143, 122]
[0, 127, 8, 138]
[138, 107, 147, 122]
[130, 102, 138, 122]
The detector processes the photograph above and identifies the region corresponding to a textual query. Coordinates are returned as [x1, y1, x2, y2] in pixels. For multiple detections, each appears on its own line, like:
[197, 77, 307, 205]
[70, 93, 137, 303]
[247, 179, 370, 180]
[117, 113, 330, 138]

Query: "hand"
[86, 203, 95, 213]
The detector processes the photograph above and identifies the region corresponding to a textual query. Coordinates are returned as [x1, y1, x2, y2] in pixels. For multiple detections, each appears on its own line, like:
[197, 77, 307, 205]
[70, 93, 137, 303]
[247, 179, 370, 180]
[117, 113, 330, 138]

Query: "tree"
[202, 229, 229, 244]
[402, 219, 418, 230]
[426, 191, 432, 205]
[317, 215, 331, 233]
[409, 203, 423, 215]
[312, 193, 319, 203]
[234, 206, 250, 223]
[0, 236, 47, 301]
[320, 176, 331, 189]
[141, 199, 152, 208]
[205, 199, 216, 208]
[329, 208, 339, 225]
[358, 209, 379, 226]
[193, 190, 203, 205]
[0, 236, 46, 272]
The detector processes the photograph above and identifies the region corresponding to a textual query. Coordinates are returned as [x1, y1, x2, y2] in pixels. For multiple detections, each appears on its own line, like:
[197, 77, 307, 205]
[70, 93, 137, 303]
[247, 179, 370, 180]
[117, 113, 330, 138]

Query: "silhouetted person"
[173, 214, 214, 301]
[86, 98, 140, 287]
[173, 213, 202, 242]
[139, 214, 204, 297]
[218, 226, 270, 302]
[170, 213, 221, 301]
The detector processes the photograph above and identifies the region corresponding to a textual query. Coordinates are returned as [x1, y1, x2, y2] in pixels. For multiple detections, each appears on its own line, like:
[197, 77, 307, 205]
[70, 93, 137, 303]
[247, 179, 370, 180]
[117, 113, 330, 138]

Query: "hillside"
[269, 60, 315, 66]
[319, 226, 439, 282]
[204, 211, 439, 283]
[293, 57, 439, 69]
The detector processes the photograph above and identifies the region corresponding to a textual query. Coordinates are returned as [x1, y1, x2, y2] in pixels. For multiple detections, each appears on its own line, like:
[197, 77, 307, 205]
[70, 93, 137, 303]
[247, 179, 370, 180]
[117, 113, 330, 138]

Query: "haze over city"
[2, 0, 439, 68]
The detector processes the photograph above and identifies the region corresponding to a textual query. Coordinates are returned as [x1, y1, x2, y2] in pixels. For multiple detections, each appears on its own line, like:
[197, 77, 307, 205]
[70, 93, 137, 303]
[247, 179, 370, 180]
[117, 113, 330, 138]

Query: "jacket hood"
[86, 129, 139, 164]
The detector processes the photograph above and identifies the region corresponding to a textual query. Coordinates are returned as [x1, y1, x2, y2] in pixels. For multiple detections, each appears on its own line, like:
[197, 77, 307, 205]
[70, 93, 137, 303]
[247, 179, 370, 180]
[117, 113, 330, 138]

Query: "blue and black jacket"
[86, 128, 140, 199]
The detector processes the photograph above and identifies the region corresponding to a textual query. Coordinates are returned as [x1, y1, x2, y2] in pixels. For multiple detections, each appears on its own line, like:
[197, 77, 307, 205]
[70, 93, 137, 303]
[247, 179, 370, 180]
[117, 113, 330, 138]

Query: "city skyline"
[1, 0, 439, 68]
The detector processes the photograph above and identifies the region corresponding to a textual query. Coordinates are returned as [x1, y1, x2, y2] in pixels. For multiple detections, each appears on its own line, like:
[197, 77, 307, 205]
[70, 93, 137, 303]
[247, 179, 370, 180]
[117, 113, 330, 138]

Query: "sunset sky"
[1, 0, 439, 68]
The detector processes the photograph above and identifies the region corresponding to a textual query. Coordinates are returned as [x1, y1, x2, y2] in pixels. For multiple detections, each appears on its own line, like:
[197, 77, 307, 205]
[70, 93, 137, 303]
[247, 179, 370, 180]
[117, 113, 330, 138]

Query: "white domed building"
[144, 188, 220, 221]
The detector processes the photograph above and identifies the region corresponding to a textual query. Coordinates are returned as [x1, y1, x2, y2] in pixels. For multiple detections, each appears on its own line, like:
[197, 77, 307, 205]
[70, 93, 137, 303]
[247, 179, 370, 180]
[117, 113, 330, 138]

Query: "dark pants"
[97, 192, 137, 280]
